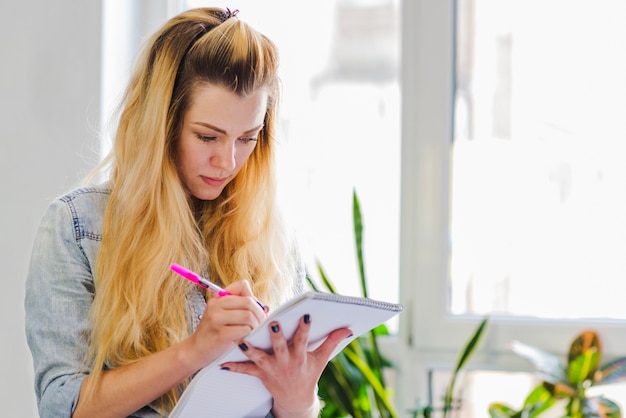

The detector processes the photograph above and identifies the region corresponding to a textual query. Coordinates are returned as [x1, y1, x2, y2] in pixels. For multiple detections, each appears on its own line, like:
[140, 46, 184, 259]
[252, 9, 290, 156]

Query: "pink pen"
[170, 263, 267, 311]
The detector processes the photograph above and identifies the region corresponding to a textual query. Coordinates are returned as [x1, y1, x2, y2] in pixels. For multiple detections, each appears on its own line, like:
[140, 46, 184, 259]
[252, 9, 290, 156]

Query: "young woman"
[25, 7, 351, 418]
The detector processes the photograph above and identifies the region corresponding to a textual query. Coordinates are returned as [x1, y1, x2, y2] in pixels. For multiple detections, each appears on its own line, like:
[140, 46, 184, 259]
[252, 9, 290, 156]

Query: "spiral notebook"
[169, 291, 403, 418]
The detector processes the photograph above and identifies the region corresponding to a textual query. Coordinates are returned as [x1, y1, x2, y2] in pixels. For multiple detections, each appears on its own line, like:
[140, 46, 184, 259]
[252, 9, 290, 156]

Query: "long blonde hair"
[86, 8, 297, 412]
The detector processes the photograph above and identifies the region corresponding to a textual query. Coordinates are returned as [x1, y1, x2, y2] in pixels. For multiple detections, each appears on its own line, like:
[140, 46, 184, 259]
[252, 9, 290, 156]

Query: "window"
[451, 0, 626, 320]
[398, 0, 626, 415]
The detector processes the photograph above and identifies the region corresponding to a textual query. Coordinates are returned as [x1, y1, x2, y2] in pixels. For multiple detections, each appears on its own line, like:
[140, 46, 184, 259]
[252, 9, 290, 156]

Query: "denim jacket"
[25, 184, 290, 418]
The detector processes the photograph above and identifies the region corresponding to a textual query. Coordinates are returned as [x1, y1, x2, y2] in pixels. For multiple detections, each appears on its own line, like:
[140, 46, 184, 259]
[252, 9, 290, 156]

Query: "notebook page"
[170, 291, 403, 418]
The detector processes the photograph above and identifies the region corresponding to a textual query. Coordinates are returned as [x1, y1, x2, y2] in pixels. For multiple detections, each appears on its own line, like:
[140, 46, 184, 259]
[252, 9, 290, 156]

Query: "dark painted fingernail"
[238, 342, 248, 351]
[271, 323, 280, 333]
[303, 314, 311, 324]
[220, 366, 230, 370]
[345, 333, 354, 339]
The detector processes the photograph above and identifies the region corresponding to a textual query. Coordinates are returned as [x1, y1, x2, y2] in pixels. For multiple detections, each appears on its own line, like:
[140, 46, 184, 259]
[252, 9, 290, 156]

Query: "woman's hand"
[220, 314, 353, 418]
[72, 280, 267, 418]
[186, 280, 267, 371]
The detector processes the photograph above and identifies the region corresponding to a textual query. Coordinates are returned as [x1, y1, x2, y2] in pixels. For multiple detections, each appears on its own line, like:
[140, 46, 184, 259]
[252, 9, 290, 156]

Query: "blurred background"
[3, 0, 626, 416]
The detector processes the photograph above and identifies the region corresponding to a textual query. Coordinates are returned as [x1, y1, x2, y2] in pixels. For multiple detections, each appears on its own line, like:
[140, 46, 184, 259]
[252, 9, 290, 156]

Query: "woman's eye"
[196, 134, 216, 142]
[239, 137, 258, 144]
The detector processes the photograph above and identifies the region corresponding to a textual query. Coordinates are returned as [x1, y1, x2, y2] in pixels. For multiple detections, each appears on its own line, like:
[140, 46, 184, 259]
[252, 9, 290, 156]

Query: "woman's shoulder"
[44, 183, 112, 236]
[55, 182, 111, 210]
[58, 182, 111, 201]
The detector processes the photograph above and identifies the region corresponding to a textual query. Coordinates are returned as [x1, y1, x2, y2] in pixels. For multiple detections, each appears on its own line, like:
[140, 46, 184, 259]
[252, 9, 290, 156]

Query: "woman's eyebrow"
[191, 121, 264, 135]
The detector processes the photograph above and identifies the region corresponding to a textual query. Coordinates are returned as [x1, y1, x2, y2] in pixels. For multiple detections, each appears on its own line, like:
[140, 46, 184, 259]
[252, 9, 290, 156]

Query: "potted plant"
[489, 330, 626, 417]
[308, 190, 398, 418]
[310, 190, 490, 418]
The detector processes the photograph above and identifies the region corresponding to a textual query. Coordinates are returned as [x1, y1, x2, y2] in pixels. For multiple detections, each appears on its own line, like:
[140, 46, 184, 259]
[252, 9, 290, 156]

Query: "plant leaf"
[511, 340, 566, 383]
[488, 403, 520, 418]
[569, 330, 601, 366]
[352, 189, 388, 403]
[305, 271, 321, 292]
[343, 346, 398, 417]
[595, 357, 626, 385]
[352, 189, 368, 299]
[319, 354, 360, 417]
[372, 323, 391, 337]
[488, 385, 557, 418]
[523, 384, 556, 414]
[568, 349, 601, 385]
[454, 317, 489, 375]
[443, 317, 489, 413]
[583, 396, 622, 418]
[543, 381, 576, 399]
[567, 330, 601, 384]
[316, 261, 339, 294]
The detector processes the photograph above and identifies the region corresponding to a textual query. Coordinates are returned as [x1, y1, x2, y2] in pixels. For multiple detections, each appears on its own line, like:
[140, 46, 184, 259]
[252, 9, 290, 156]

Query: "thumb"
[313, 328, 353, 361]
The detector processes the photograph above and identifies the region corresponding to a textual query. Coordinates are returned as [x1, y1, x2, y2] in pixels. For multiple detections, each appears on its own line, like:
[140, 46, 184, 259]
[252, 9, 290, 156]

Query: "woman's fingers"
[220, 279, 267, 320]
[219, 315, 353, 416]
[221, 314, 353, 373]
[220, 340, 266, 378]
[268, 321, 290, 366]
[192, 281, 267, 362]
[311, 327, 353, 362]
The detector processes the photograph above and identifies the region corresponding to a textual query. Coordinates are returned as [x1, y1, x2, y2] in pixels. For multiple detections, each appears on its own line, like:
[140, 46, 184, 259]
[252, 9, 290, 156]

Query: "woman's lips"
[201, 175, 227, 187]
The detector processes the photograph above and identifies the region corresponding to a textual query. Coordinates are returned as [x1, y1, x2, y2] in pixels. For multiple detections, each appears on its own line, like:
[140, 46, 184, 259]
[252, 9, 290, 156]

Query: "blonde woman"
[25, 7, 351, 418]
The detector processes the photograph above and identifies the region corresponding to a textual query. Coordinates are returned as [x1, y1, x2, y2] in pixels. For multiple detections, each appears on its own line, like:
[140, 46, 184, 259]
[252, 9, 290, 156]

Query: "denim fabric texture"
[24, 184, 286, 418]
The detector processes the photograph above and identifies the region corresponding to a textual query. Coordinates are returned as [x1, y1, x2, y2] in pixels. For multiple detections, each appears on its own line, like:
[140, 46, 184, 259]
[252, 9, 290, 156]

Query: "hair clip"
[221, 8, 239, 22]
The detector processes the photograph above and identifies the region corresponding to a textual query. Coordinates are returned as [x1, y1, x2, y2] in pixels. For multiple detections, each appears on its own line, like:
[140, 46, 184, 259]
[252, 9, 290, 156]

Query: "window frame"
[395, 0, 626, 411]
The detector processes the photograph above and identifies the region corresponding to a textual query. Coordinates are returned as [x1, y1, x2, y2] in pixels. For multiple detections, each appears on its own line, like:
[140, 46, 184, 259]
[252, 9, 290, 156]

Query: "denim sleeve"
[25, 198, 96, 418]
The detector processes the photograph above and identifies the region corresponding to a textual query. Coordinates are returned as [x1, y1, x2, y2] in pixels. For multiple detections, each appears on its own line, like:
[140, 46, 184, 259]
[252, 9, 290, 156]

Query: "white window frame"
[394, 0, 626, 412]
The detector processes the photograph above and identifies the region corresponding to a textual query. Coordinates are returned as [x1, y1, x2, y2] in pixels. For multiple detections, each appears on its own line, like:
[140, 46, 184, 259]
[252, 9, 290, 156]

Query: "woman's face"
[176, 83, 268, 200]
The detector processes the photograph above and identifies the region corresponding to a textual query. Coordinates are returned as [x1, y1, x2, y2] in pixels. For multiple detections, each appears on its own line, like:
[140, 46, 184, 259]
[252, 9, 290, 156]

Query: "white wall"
[0, 1, 102, 415]
[0, 1, 172, 415]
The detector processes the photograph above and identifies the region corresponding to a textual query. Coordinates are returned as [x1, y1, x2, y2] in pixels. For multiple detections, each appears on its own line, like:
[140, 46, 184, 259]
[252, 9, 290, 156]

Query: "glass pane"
[451, 0, 626, 319]
[427, 369, 536, 418]
[180, 1, 401, 320]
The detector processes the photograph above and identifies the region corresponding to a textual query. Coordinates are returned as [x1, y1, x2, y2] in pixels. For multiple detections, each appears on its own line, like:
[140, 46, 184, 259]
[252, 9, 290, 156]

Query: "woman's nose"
[210, 140, 236, 171]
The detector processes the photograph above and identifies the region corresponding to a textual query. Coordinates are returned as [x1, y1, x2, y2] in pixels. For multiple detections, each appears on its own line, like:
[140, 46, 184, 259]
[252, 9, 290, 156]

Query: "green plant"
[489, 330, 626, 418]
[307, 190, 397, 418]
[410, 316, 489, 418]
